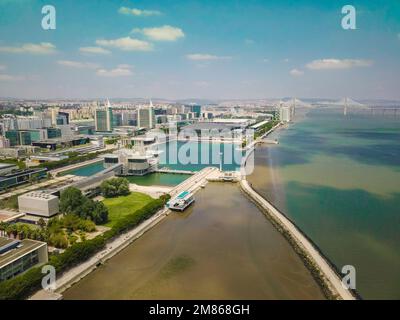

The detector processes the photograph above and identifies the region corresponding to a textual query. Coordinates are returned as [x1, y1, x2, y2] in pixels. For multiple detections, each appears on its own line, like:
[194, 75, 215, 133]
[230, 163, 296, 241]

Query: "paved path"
[240, 179, 355, 300]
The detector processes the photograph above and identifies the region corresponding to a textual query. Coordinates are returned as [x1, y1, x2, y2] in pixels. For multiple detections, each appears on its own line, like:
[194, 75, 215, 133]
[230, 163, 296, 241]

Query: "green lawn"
[102, 192, 154, 228]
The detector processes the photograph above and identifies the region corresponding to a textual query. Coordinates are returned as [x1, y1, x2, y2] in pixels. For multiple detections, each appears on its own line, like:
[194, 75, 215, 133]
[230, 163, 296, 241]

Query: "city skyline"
[0, 0, 399, 100]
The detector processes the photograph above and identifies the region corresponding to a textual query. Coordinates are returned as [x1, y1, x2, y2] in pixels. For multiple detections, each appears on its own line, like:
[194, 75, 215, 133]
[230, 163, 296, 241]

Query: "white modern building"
[102, 148, 160, 176]
[18, 191, 59, 218]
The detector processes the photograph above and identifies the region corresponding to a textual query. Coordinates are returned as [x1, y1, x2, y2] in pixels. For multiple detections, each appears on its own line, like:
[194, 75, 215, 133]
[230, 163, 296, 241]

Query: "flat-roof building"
[0, 237, 48, 282]
[0, 168, 47, 191]
[18, 191, 59, 218]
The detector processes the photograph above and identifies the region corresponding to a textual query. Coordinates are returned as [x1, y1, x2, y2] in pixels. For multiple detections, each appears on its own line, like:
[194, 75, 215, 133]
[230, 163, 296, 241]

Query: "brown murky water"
[63, 183, 324, 299]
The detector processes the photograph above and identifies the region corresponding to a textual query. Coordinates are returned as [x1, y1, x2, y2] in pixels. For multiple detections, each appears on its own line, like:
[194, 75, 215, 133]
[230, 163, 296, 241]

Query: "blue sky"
[0, 0, 399, 100]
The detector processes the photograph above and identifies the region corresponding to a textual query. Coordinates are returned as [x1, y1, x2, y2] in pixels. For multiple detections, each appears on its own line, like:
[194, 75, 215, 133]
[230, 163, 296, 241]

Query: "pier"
[239, 178, 356, 300]
[156, 168, 195, 175]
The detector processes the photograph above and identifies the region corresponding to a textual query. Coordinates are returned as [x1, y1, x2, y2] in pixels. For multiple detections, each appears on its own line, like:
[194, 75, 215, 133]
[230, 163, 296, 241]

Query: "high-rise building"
[112, 113, 123, 127]
[188, 104, 202, 118]
[279, 106, 292, 122]
[137, 101, 155, 129]
[95, 100, 113, 132]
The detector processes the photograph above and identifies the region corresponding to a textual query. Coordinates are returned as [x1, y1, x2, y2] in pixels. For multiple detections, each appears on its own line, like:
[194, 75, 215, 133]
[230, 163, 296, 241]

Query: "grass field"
[103, 192, 154, 228]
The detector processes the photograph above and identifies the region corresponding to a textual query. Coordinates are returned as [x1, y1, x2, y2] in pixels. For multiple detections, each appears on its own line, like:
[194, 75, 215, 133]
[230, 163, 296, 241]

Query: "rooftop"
[19, 191, 58, 201]
[0, 237, 46, 268]
[0, 163, 17, 169]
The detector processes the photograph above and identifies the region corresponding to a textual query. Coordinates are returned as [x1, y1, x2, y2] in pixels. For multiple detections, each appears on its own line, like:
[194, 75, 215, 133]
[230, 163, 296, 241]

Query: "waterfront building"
[18, 191, 59, 218]
[103, 148, 160, 176]
[95, 101, 113, 132]
[0, 237, 48, 282]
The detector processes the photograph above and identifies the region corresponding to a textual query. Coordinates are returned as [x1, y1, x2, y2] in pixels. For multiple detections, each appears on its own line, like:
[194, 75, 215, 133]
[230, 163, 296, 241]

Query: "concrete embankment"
[239, 179, 357, 300]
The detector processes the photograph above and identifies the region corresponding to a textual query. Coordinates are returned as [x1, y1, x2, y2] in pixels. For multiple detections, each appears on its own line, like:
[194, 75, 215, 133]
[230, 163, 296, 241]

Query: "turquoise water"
[65, 141, 242, 178]
[248, 108, 400, 299]
[125, 173, 189, 186]
[61, 161, 104, 177]
[64, 161, 189, 186]
[155, 141, 243, 172]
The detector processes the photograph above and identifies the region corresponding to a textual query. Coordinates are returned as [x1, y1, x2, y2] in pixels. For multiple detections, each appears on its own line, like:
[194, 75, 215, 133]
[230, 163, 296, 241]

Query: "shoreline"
[29, 167, 218, 300]
[239, 178, 357, 300]
[242, 112, 357, 300]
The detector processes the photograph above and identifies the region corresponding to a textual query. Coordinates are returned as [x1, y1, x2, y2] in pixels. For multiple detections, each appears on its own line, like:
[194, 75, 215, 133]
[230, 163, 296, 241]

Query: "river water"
[63, 183, 324, 300]
[248, 108, 400, 299]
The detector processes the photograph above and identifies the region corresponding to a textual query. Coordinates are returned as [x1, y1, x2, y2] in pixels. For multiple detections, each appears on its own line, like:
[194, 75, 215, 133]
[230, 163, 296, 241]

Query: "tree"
[80, 198, 95, 220]
[91, 201, 108, 224]
[100, 178, 130, 198]
[60, 187, 85, 215]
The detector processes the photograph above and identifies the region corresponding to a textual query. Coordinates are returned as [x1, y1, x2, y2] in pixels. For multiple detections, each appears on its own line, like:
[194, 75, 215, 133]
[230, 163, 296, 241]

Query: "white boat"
[167, 191, 195, 211]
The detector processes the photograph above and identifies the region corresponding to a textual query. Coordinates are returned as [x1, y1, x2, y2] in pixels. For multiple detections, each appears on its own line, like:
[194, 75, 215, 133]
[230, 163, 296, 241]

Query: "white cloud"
[96, 65, 133, 77]
[0, 65, 6, 71]
[186, 53, 232, 61]
[132, 25, 184, 41]
[57, 60, 99, 69]
[118, 6, 161, 16]
[96, 37, 153, 51]
[79, 46, 111, 55]
[0, 42, 56, 54]
[0, 74, 25, 81]
[306, 59, 373, 70]
[290, 68, 304, 76]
